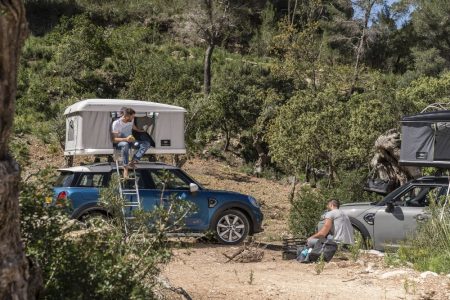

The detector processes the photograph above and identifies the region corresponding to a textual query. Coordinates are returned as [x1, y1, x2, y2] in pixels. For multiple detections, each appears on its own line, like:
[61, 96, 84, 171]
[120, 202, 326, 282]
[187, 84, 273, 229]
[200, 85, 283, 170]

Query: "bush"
[289, 185, 327, 238]
[20, 169, 191, 299]
[394, 201, 450, 273]
[322, 168, 382, 204]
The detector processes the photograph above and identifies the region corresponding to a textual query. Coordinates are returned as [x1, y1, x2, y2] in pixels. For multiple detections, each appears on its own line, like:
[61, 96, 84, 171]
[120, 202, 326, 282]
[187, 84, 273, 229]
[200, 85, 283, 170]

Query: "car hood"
[204, 189, 249, 198]
[339, 202, 376, 217]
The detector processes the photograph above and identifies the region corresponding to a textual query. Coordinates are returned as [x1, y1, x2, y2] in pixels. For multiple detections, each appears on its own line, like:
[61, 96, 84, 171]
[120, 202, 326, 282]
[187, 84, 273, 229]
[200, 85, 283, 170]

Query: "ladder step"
[122, 189, 138, 192]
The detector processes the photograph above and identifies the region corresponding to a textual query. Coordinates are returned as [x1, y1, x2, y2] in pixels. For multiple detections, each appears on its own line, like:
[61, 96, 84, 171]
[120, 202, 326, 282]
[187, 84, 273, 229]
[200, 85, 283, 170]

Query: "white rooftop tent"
[64, 99, 186, 158]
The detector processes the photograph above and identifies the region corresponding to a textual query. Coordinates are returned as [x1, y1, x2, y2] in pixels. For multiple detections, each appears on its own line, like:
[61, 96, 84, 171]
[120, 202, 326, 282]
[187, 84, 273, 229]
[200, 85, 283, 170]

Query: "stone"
[380, 270, 408, 279]
[420, 271, 438, 279]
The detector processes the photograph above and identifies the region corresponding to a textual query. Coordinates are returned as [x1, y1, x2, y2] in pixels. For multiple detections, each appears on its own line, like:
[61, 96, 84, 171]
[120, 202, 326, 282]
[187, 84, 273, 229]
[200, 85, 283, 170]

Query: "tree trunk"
[0, 1, 30, 299]
[203, 43, 214, 96]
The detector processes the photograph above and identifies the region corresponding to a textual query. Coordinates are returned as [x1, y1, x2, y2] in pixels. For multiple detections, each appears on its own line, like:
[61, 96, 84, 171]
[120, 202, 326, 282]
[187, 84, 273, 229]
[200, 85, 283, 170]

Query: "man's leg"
[117, 141, 130, 178]
[131, 140, 151, 163]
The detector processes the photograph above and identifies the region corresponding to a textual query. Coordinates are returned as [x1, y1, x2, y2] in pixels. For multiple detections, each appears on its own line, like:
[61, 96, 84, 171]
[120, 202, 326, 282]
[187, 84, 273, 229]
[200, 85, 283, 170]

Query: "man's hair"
[328, 199, 340, 208]
[123, 107, 136, 116]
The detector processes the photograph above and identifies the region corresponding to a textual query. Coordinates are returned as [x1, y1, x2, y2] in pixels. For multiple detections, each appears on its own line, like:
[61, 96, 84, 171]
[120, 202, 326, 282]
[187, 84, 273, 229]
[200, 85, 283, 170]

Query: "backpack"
[297, 239, 338, 263]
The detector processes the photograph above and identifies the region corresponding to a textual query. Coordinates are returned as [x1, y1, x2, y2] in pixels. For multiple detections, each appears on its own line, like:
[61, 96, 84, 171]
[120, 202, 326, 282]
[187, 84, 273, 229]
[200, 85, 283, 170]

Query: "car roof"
[57, 162, 178, 173]
[411, 176, 450, 185]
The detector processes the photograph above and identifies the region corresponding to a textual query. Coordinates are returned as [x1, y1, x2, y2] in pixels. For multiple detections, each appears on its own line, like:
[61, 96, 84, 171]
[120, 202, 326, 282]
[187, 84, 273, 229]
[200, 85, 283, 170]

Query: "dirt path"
[163, 244, 450, 300]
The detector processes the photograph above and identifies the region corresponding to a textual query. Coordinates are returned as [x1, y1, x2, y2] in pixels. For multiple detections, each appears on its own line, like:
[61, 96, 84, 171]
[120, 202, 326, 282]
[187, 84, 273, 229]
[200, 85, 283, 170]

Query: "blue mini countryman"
[52, 162, 264, 244]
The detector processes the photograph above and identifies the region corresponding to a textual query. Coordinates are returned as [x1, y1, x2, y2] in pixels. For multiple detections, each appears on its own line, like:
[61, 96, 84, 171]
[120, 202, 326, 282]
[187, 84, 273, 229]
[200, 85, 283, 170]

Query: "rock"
[366, 250, 385, 257]
[365, 262, 376, 273]
[380, 270, 408, 279]
[420, 271, 438, 279]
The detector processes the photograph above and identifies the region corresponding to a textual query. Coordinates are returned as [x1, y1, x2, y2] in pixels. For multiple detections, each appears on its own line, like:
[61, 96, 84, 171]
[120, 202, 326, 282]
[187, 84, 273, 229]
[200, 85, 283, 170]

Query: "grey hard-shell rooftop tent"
[400, 110, 450, 167]
[64, 99, 186, 157]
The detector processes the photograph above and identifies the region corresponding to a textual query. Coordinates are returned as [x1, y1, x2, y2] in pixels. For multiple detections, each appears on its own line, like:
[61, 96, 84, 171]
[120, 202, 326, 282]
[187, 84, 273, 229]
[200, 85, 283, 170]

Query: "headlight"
[248, 196, 260, 208]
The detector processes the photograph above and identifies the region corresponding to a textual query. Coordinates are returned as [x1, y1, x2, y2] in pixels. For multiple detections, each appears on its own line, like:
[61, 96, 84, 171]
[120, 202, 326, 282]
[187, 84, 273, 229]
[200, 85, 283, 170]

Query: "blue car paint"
[53, 177, 263, 234]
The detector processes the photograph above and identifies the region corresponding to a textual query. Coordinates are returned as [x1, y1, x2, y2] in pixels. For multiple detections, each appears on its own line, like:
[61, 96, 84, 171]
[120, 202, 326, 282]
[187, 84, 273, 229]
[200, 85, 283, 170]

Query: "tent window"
[67, 120, 75, 141]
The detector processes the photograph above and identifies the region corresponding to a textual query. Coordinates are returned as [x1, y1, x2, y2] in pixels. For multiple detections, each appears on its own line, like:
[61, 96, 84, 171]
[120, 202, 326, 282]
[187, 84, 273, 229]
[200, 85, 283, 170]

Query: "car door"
[114, 169, 154, 216]
[372, 184, 442, 250]
[73, 173, 109, 208]
[147, 169, 210, 232]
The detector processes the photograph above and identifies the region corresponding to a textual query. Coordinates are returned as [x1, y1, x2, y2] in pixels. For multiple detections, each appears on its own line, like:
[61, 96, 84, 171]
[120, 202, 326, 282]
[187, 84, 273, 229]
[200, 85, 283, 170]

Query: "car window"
[55, 172, 75, 187]
[148, 169, 190, 190]
[77, 173, 107, 188]
[395, 186, 442, 207]
[111, 170, 146, 189]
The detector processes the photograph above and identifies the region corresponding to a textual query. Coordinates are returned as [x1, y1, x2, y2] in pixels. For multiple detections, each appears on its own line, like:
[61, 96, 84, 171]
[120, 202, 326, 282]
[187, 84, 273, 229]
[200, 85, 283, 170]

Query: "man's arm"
[308, 218, 332, 240]
[112, 132, 132, 143]
[132, 124, 145, 132]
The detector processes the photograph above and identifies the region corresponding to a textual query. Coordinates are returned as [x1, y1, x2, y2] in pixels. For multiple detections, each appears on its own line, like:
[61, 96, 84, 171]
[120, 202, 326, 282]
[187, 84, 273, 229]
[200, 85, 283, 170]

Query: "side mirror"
[385, 201, 395, 213]
[189, 183, 199, 193]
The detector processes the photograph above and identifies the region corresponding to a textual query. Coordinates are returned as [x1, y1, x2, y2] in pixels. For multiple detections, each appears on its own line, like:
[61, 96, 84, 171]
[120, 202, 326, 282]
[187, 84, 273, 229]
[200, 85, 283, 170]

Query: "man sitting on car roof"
[111, 107, 150, 178]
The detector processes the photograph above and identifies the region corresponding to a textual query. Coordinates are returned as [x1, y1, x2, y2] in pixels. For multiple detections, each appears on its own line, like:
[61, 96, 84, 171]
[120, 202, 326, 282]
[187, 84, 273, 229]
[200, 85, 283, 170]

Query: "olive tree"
[0, 0, 33, 299]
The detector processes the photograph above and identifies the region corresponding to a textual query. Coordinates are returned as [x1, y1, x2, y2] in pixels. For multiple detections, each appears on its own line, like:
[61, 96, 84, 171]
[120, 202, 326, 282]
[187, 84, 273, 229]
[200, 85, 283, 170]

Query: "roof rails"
[88, 161, 171, 167]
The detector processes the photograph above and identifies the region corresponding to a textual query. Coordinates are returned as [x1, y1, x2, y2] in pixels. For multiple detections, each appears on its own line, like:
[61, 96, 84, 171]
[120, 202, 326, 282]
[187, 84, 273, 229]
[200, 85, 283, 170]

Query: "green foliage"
[394, 201, 450, 273]
[289, 185, 327, 238]
[10, 137, 30, 167]
[323, 168, 381, 204]
[20, 168, 193, 299]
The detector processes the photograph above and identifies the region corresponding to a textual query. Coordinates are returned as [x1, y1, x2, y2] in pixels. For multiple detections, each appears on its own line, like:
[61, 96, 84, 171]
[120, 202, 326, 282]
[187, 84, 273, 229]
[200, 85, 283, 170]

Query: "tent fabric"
[400, 122, 435, 162]
[81, 111, 112, 150]
[400, 110, 450, 167]
[64, 99, 186, 114]
[64, 100, 186, 156]
[434, 123, 450, 161]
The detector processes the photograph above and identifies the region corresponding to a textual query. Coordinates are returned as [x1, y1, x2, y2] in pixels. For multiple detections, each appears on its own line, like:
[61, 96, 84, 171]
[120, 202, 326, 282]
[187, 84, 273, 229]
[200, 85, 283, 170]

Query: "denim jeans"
[115, 140, 151, 165]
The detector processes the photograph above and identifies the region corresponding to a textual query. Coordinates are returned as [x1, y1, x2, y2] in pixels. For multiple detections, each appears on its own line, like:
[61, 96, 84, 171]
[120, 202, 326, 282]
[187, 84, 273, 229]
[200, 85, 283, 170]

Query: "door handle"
[414, 214, 428, 221]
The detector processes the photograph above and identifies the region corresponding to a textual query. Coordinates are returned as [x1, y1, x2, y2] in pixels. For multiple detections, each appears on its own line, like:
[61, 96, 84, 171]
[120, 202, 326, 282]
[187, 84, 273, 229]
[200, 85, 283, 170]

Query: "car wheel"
[80, 211, 110, 228]
[353, 226, 371, 249]
[214, 209, 250, 245]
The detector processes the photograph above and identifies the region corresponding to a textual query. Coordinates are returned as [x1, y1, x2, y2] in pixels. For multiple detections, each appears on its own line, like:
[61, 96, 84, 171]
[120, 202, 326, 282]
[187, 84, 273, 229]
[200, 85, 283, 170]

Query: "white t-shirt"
[112, 118, 133, 138]
[324, 209, 354, 244]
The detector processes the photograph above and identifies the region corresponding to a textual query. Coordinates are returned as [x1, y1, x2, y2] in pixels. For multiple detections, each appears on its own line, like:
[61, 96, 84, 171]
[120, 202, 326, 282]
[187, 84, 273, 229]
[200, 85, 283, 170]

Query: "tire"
[80, 211, 110, 228]
[214, 209, 250, 245]
[352, 226, 371, 249]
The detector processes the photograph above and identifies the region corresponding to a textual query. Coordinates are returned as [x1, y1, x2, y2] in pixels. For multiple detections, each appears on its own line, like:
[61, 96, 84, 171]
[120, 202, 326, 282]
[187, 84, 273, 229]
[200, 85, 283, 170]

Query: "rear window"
[55, 172, 75, 187]
[77, 173, 108, 187]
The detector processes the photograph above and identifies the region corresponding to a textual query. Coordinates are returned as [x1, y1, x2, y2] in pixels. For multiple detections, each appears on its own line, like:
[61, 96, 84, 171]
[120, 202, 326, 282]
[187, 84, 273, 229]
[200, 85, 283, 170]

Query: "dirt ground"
[25, 139, 450, 299]
[162, 244, 450, 300]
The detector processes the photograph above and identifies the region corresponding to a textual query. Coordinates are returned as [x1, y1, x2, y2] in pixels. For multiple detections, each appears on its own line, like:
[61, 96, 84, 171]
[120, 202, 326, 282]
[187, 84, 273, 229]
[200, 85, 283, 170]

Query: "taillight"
[55, 191, 68, 207]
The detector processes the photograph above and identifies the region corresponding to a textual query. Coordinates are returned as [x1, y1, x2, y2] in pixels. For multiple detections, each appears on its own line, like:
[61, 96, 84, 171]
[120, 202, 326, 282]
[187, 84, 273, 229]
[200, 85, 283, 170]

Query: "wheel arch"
[71, 203, 111, 220]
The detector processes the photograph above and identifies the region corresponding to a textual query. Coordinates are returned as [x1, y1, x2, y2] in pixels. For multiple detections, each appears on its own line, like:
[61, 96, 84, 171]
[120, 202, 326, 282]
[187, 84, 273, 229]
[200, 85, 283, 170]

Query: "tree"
[411, 0, 450, 68]
[0, 1, 31, 299]
[189, 0, 250, 96]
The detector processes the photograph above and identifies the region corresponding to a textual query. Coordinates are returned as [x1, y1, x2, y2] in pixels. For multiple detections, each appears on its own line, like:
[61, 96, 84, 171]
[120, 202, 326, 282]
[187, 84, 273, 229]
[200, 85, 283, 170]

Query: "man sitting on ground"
[307, 199, 354, 248]
[111, 107, 150, 178]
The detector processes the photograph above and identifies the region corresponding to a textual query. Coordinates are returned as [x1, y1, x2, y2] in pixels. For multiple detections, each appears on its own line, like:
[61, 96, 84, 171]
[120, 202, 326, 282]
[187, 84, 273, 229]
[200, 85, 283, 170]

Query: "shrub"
[289, 185, 327, 238]
[20, 169, 191, 299]
[394, 200, 450, 273]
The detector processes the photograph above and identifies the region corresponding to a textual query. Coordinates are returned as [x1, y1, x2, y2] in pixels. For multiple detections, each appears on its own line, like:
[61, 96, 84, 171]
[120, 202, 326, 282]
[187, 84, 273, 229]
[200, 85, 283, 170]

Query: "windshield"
[55, 172, 75, 187]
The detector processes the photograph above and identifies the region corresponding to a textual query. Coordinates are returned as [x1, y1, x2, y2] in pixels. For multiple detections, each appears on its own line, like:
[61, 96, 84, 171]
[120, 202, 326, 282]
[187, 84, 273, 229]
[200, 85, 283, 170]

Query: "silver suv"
[319, 176, 448, 251]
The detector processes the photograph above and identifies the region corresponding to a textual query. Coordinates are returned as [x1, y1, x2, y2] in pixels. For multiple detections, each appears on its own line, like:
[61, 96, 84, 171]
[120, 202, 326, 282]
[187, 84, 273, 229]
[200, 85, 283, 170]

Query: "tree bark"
[0, 0, 29, 299]
[203, 43, 214, 96]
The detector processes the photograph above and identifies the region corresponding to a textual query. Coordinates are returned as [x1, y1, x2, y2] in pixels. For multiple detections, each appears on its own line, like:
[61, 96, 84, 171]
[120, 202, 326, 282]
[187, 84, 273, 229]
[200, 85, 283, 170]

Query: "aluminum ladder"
[114, 158, 141, 235]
